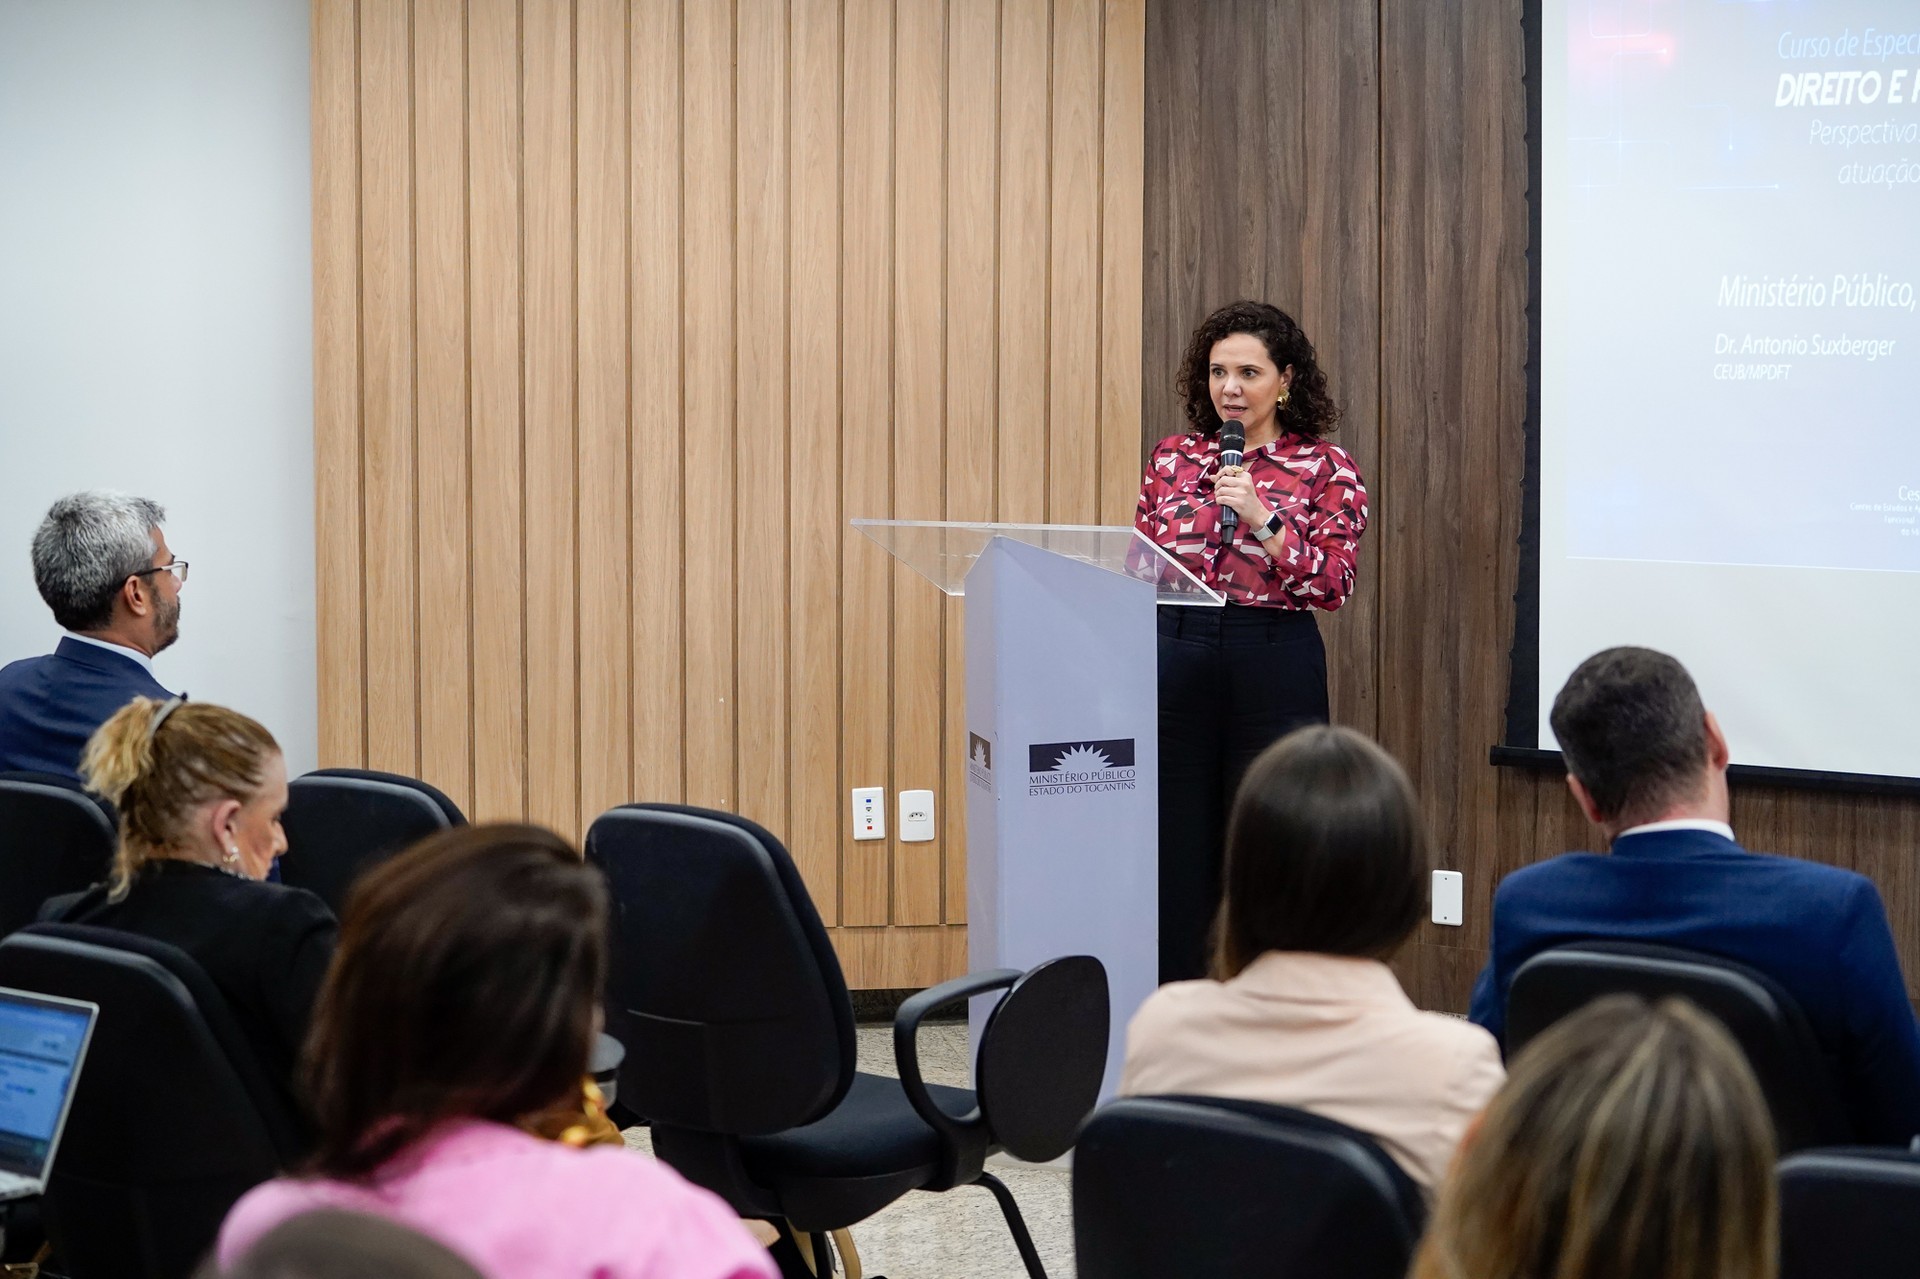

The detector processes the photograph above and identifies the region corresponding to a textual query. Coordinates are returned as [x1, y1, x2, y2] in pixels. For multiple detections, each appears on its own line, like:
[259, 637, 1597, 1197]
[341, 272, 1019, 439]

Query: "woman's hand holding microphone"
[1215, 467, 1273, 530]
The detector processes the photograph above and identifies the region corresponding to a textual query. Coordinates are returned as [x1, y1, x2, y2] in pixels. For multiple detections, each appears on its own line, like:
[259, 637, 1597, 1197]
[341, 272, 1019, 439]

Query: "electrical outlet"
[1432, 870, 1464, 926]
[852, 787, 885, 841]
[899, 789, 935, 842]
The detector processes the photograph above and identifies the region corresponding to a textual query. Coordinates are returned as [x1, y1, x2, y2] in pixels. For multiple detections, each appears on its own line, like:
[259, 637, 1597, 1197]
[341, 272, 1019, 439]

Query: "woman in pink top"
[1119, 726, 1504, 1191]
[216, 824, 775, 1279]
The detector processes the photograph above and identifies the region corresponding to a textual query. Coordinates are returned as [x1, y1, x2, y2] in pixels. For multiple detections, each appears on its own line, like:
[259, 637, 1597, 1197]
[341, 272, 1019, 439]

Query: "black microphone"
[1218, 420, 1245, 533]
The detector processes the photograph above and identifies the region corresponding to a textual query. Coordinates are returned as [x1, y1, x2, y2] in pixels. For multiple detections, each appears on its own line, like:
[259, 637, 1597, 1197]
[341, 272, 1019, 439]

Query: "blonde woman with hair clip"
[39, 696, 337, 1103]
[1413, 994, 1778, 1279]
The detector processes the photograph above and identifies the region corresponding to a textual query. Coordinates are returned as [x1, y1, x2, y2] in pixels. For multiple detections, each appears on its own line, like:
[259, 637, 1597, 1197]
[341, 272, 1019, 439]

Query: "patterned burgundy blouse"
[1135, 430, 1369, 610]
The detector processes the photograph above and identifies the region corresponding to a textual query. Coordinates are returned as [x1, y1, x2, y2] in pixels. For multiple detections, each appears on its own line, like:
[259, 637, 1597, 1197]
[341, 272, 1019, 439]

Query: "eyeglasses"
[132, 560, 189, 585]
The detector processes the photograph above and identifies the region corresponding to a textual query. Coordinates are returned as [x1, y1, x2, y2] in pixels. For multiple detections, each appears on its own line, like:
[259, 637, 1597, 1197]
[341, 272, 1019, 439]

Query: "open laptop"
[0, 988, 96, 1201]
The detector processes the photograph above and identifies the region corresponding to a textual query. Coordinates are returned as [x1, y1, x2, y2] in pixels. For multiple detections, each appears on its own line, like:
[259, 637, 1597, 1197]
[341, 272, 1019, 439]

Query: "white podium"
[854, 521, 1222, 1098]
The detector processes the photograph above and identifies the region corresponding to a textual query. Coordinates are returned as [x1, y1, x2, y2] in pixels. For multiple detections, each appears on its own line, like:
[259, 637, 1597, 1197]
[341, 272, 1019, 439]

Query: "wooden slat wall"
[1145, 0, 1920, 1014]
[311, 0, 1146, 988]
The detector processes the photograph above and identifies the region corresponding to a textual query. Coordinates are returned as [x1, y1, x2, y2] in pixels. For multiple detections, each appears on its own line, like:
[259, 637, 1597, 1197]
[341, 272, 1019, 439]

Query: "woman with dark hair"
[215, 824, 774, 1279]
[1138, 300, 1369, 981]
[1414, 996, 1777, 1279]
[1119, 727, 1501, 1192]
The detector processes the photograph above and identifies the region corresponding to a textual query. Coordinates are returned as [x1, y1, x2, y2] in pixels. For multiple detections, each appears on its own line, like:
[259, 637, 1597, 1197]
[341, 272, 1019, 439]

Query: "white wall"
[0, 1, 316, 773]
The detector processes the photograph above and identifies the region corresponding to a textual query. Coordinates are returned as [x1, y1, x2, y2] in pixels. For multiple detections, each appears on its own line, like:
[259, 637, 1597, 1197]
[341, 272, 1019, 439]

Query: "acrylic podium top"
[852, 520, 1225, 607]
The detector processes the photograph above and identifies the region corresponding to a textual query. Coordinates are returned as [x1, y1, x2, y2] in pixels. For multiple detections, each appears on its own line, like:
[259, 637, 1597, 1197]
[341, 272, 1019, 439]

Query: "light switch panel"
[852, 787, 885, 841]
[1432, 870, 1464, 926]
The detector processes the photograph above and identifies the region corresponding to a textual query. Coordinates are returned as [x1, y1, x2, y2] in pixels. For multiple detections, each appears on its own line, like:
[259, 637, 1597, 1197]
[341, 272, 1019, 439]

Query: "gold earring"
[1277, 388, 1291, 408]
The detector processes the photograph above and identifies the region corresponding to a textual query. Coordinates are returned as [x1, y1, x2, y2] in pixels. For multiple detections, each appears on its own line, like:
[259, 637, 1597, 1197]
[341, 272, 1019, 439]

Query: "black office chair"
[1506, 940, 1850, 1152]
[1779, 1147, 1920, 1279]
[0, 924, 308, 1279]
[279, 769, 465, 914]
[585, 803, 1110, 1278]
[1073, 1095, 1424, 1279]
[0, 777, 117, 937]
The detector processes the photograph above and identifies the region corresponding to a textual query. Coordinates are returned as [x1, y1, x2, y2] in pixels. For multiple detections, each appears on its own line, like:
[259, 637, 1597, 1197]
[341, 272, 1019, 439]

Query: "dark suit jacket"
[41, 860, 338, 1097]
[1469, 827, 1920, 1144]
[0, 637, 174, 779]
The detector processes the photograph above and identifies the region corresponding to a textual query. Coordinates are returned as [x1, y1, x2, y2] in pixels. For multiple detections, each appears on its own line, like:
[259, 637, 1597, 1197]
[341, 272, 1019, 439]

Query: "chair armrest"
[893, 968, 1022, 1142]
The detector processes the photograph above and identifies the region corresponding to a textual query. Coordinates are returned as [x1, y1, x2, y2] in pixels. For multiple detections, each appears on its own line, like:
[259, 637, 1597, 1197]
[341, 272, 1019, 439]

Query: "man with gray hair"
[0, 491, 183, 779]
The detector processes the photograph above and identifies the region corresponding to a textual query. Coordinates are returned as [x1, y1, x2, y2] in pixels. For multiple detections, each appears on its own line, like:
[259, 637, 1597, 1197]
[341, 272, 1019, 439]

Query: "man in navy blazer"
[1470, 646, 1920, 1145]
[0, 492, 184, 780]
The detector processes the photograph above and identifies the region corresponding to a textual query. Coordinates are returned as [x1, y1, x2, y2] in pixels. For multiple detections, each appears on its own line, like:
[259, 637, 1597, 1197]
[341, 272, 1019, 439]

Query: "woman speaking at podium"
[1135, 300, 1369, 982]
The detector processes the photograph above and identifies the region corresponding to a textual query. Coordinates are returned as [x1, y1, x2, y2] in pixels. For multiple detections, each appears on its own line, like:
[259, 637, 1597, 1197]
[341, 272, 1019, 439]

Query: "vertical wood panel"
[630, 0, 686, 806]
[1047, 0, 1100, 525]
[1299, 0, 1380, 738]
[315, 0, 1149, 986]
[788, 0, 843, 920]
[467, 0, 526, 819]
[523, 0, 579, 834]
[735, 0, 791, 839]
[1098, 0, 1145, 525]
[1377, 0, 1525, 969]
[997, 0, 1049, 524]
[577, 0, 633, 826]
[891, 0, 946, 926]
[840, 0, 894, 926]
[941, 0, 999, 924]
[682, 0, 738, 812]
[358, 0, 419, 775]
[313, 0, 365, 767]
[414, 0, 473, 813]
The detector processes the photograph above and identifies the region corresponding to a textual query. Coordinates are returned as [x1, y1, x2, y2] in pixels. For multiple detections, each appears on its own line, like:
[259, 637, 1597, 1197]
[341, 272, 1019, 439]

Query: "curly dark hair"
[1176, 300, 1341, 438]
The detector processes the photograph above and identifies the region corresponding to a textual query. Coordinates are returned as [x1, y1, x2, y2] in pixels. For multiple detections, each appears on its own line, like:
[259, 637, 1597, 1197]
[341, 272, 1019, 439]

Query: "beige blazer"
[1118, 951, 1504, 1191]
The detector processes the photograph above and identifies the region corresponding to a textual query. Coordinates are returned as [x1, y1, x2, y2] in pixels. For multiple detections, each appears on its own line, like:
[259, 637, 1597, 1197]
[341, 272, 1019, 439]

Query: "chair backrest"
[1074, 1095, 1424, 1279]
[1779, 1147, 1920, 1279]
[0, 778, 116, 937]
[583, 803, 856, 1135]
[975, 954, 1110, 1163]
[280, 770, 461, 915]
[0, 925, 307, 1279]
[1506, 940, 1849, 1151]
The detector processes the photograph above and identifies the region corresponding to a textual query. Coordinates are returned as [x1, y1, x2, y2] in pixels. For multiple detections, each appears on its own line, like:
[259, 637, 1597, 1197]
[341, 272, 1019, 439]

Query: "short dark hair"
[302, 824, 608, 1179]
[1176, 300, 1342, 439]
[1550, 647, 1709, 826]
[1212, 726, 1428, 977]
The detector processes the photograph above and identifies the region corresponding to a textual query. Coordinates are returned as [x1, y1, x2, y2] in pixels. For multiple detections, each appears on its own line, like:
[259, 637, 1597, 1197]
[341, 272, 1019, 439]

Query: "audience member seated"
[1469, 646, 1920, 1144]
[0, 492, 183, 780]
[215, 824, 777, 1279]
[1414, 994, 1777, 1279]
[41, 697, 334, 1095]
[201, 1209, 482, 1279]
[1118, 725, 1504, 1192]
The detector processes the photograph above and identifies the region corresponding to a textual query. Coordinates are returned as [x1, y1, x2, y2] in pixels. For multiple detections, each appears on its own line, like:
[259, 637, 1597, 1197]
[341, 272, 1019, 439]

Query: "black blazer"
[41, 860, 338, 1095]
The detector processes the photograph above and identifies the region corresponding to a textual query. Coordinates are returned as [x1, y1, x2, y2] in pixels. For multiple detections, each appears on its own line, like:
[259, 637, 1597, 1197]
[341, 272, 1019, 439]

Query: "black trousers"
[1156, 603, 1328, 983]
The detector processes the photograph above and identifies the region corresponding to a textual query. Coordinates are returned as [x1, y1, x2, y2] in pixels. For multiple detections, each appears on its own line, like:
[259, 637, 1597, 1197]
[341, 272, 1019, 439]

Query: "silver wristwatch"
[1254, 509, 1285, 541]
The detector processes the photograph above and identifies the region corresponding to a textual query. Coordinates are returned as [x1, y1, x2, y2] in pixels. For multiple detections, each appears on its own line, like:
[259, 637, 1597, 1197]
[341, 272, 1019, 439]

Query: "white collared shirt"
[64, 631, 157, 677]
[1616, 817, 1736, 842]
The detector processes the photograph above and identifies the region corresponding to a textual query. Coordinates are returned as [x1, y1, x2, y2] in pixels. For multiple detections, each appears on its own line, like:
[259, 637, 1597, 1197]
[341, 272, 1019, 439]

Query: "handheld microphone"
[1218, 420, 1246, 533]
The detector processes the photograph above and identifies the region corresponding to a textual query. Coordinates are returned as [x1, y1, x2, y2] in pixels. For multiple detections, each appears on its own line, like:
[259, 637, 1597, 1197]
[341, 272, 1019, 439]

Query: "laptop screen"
[0, 992, 95, 1180]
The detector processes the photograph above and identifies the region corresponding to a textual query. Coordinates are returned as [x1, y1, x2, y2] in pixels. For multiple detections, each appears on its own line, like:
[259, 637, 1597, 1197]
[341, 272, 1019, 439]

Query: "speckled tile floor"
[623, 1021, 1074, 1279]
